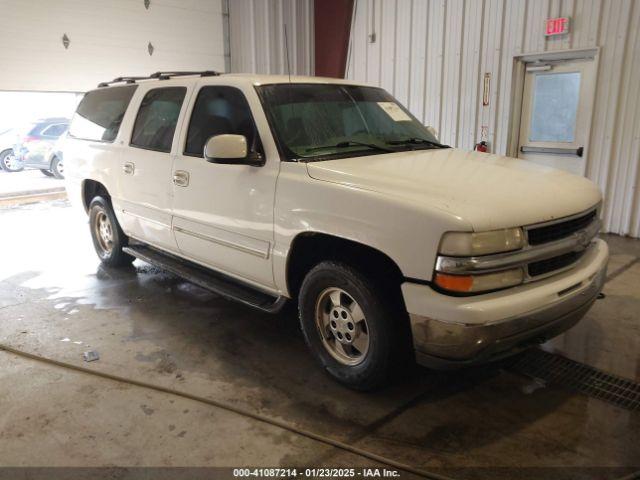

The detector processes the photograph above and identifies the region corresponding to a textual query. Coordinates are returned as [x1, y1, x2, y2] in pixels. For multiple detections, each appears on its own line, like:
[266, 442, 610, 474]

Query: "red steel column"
[314, 0, 354, 78]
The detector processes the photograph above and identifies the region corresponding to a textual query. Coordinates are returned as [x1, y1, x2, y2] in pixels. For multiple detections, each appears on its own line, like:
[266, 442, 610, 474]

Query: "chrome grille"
[527, 251, 584, 277]
[527, 210, 597, 246]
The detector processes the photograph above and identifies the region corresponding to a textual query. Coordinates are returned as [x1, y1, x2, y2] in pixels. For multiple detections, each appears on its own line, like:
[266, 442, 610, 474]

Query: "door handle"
[173, 170, 190, 187]
[123, 162, 135, 175]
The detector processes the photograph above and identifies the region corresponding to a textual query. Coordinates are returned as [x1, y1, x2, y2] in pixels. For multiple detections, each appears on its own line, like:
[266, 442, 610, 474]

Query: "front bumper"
[402, 238, 608, 369]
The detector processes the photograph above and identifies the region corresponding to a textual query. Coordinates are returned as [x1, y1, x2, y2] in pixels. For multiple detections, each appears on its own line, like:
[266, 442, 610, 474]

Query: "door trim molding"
[173, 225, 269, 259]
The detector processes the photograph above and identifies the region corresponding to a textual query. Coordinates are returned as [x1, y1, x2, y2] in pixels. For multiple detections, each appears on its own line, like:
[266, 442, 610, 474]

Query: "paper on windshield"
[377, 102, 412, 122]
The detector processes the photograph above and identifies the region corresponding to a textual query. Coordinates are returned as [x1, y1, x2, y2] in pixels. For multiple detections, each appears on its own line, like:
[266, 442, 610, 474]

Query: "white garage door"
[0, 0, 226, 92]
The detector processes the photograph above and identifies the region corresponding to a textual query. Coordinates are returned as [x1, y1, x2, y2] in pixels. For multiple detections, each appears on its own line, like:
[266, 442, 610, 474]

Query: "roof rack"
[98, 70, 221, 88]
[150, 70, 220, 80]
[97, 76, 148, 88]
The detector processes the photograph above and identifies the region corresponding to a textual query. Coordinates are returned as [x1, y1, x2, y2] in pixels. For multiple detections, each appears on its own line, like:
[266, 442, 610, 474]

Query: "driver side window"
[184, 86, 261, 157]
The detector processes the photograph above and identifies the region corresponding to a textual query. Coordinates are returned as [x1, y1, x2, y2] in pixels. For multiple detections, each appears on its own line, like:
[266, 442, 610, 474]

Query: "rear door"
[118, 85, 191, 252]
[170, 83, 279, 290]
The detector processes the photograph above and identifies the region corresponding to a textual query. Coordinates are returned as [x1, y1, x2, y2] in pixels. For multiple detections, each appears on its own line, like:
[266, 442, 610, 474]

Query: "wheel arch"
[82, 179, 110, 213]
[286, 232, 406, 301]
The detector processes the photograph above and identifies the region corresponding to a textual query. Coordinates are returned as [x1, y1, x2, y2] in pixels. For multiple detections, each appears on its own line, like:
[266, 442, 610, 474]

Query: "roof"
[221, 73, 368, 87]
[97, 70, 369, 88]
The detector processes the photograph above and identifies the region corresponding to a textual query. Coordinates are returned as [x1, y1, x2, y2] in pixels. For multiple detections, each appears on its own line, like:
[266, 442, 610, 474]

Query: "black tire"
[298, 261, 408, 390]
[88, 196, 134, 267]
[51, 156, 64, 179]
[0, 149, 22, 172]
[40, 169, 54, 177]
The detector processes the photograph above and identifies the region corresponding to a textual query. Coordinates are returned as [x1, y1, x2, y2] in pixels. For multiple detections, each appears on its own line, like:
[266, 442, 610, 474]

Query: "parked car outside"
[64, 72, 609, 390]
[0, 128, 20, 172]
[14, 117, 69, 178]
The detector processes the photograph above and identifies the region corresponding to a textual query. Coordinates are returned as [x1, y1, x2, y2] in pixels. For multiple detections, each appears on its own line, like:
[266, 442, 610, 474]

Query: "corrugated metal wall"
[346, 0, 640, 237]
[228, 0, 314, 75]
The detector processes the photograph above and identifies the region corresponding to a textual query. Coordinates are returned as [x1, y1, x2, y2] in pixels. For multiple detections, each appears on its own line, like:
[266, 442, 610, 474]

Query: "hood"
[306, 148, 601, 231]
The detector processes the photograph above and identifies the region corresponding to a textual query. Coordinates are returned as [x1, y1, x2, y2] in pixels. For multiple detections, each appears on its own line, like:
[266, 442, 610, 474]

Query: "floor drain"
[508, 348, 640, 411]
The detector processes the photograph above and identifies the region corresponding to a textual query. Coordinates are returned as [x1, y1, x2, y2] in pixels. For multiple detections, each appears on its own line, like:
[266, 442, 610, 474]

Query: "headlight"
[434, 268, 524, 293]
[439, 228, 524, 256]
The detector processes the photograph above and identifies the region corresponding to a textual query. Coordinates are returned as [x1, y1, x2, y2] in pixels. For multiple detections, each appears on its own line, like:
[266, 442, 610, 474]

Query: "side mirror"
[204, 134, 263, 166]
[426, 126, 439, 141]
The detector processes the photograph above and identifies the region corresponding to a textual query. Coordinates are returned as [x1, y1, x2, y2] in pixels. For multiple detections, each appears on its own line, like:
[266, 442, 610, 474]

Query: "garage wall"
[346, 0, 640, 238]
[228, 0, 314, 75]
[0, 0, 226, 92]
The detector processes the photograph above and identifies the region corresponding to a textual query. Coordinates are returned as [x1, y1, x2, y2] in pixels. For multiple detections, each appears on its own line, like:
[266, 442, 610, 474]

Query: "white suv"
[65, 71, 609, 390]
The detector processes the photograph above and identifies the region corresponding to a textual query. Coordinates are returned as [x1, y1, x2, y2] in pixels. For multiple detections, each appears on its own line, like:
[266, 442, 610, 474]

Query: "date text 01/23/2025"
[232, 468, 401, 478]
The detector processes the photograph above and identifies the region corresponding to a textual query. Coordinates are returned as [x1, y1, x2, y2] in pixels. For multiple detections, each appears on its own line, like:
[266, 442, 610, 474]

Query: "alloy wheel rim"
[94, 210, 114, 255]
[3, 153, 16, 170]
[314, 287, 370, 366]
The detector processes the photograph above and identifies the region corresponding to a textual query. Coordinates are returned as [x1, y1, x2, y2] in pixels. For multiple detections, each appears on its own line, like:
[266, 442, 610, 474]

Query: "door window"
[529, 72, 581, 143]
[184, 86, 260, 157]
[131, 87, 186, 153]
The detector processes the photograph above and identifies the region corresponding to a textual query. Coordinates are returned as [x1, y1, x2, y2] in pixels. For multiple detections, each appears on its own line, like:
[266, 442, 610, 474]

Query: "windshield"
[256, 84, 445, 161]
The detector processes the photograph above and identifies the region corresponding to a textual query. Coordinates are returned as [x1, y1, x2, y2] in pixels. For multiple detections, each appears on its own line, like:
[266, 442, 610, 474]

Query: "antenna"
[284, 23, 292, 82]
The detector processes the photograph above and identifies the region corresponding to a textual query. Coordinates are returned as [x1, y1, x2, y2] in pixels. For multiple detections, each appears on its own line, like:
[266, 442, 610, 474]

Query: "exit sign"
[545, 17, 570, 36]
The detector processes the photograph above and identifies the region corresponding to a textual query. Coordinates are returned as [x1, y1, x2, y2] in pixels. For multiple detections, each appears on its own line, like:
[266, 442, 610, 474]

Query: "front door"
[517, 58, 596, 176]
[170, 83, 278, 291]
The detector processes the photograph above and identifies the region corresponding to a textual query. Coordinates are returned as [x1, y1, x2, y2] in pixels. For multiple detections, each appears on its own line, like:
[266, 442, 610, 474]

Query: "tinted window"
[69, 86, 137, 142]
[42, 124, 68, 137]
[185, 86, 260, 157]
[131, 87, 186, 152]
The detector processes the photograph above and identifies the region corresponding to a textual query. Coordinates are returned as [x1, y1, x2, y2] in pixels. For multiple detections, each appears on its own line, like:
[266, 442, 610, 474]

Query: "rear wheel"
[0, 149, 22, 172]
[298, 261, 408, 390]
[40, 169, 54, 177]
[51, 156, 64, 179]
[88, 196, 134, 267]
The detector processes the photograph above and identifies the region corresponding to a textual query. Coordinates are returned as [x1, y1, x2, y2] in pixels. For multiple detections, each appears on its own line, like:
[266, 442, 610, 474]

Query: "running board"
[123, 245, 287, 313]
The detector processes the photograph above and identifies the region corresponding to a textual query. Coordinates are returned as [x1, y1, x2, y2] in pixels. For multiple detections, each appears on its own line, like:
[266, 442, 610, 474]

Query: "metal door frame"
[506, 47, 599, 165]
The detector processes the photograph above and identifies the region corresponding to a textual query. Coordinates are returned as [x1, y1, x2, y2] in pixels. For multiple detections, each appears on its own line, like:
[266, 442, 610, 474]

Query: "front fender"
[272, 162, 470, 295]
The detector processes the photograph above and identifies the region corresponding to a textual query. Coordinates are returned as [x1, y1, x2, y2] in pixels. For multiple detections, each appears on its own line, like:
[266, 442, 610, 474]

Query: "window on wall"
[184, 86, 260, 157]
[529, 72, 581, 143]
[131, 87, 187, 152]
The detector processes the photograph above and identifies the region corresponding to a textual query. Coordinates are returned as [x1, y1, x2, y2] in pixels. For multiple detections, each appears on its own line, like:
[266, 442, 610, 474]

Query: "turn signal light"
[434, 273, 474, 292]
[435, 268, 524, 293]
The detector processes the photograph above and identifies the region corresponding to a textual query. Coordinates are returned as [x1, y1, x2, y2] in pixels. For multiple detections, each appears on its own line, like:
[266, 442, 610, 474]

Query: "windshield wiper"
[386, 137, 450, 149]
[305, 140, 395, 154]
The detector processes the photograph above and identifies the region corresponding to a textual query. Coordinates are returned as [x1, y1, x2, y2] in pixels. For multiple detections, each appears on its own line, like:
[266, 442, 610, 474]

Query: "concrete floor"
[0, 169, 64, 197]
[0, 200, 638, 479]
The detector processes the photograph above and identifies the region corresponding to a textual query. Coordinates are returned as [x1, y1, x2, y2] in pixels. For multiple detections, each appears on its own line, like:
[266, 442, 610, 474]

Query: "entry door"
[518, 59, 595, 175]
[170, 84, 278, 291]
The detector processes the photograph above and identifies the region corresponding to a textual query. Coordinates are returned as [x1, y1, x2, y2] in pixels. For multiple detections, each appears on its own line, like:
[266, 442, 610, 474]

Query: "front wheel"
[298, 261, 408, 390]
[88, 196, 134, 267]
[40, 169, 54, 177]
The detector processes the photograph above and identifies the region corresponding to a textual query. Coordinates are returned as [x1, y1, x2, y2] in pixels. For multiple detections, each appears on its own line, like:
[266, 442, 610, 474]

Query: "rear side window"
[130, 87, 186, 153]
[69, 86, 137, 142]
[42, 123, 68, 137]
[184, 86, 260, 157]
